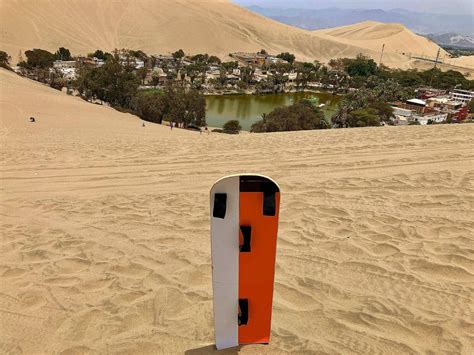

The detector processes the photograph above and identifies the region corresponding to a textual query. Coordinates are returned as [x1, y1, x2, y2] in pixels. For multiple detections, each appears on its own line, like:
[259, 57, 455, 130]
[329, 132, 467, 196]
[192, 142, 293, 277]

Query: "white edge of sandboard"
[210, 176, 239, 350]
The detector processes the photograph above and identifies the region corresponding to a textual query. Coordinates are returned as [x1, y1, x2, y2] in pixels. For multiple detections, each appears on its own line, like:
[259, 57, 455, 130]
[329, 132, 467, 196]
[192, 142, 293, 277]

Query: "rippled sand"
[1, 70, 473, 354]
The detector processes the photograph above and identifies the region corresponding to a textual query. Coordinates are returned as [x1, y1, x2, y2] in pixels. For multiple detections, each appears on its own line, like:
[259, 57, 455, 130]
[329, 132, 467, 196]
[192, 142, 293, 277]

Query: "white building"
[412, 113, 448, 125]
[53, 60, 76, 69]
[52, 60, 77, 79]
[450, 89, 473, 104]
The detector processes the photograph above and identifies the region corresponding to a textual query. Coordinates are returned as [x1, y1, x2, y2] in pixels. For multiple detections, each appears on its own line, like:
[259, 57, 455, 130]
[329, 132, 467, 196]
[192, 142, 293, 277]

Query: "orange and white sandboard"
[210, 175, 280, 350]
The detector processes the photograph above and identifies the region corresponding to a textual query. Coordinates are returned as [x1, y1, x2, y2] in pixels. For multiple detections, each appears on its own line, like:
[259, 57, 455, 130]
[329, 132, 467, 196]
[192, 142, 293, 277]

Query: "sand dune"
[315, 21, 443, 57]
[315, 21, 447, 68]
[0, 0, 465, 72]
[1, 70, 473, 353]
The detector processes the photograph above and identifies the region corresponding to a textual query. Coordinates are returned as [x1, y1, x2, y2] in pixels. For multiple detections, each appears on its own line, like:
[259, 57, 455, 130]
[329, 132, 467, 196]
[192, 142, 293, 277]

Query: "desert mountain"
[0, 0, 465, 71]
[244, 6, 474, 36]
[315, 21, 443, 57]
[426, 33, 474, 49]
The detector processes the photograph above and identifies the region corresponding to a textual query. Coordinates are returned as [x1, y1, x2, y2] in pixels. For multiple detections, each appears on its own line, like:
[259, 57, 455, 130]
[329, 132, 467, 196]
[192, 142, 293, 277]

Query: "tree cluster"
[0, 50, 11, 70]
[331, 82, 397, 128]
[74, 53, 206, 127]
[251, 100, 329, 132]
[222, 120, 242, 134]
[131, 87, 205, 127]
[88, 50, 113, 61]
[276, 52, 296, 64]
[75, 53, 140, 107]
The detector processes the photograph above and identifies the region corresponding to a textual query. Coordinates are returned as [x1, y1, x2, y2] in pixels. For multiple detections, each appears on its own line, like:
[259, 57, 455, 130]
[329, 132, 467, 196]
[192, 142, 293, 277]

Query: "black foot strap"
[213, 193, 227, 219]
[240, 226, 252, 252]
[263, 189, 276, 216]
[238, 299, 249, 326]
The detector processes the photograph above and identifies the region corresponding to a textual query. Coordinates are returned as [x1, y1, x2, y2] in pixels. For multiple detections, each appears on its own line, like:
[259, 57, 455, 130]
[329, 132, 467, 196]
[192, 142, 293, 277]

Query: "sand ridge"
[0, 0, 464, 73]
[1, 70, 473, 353]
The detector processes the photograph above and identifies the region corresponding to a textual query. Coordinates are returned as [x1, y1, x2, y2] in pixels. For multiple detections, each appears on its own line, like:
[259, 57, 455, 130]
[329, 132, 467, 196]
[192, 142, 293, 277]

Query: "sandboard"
[210, 175, 280, 350]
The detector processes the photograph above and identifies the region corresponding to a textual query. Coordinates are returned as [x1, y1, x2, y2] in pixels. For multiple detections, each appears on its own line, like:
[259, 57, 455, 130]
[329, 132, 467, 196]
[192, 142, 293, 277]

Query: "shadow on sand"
[185, 345, 242, 354]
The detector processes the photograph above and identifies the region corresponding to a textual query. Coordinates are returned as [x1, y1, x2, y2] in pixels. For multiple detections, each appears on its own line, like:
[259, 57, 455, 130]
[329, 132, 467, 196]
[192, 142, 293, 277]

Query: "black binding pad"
[240, 176, 278, 216]
[213, 193, 227, 219]
[238, 298, 249, 326]
[263, 189, 276, 216]
[240, 226, 252, 252]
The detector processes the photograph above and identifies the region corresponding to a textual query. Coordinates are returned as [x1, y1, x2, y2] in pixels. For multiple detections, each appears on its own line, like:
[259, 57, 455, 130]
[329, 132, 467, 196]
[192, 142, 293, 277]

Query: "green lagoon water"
[205, 92, 341, 130]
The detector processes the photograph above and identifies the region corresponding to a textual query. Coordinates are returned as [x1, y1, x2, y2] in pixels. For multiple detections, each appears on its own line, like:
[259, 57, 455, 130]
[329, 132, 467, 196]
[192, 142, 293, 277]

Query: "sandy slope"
[315, 21, 444, 58]
[0, 0, 461, 72]
[1, 70, 474, 354]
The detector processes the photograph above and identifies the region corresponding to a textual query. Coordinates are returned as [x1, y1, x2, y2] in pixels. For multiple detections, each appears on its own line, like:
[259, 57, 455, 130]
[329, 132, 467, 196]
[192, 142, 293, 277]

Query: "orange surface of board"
[238, 191, 280, 344]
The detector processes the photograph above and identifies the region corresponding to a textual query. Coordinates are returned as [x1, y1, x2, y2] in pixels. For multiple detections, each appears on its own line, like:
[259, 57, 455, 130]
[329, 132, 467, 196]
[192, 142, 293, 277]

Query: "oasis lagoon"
[205, 92, 341, 130]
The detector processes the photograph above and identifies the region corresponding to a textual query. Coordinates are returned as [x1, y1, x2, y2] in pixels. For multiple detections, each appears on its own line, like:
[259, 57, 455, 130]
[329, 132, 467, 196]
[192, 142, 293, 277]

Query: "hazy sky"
[233, 0, 474, 16]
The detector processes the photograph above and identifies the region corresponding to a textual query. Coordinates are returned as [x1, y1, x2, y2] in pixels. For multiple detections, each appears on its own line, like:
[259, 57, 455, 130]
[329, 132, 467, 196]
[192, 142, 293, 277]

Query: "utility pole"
[379, 43, 385, 67]
[429, 48, 441, 87]
[433, 48, 441, 70]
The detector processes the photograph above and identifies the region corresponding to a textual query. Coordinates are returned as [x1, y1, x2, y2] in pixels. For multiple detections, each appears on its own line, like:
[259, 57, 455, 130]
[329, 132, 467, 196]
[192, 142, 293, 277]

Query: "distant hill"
[426, 33, 474, 49]
[246, 6, 474, 36]
[0, 0, 466, 74]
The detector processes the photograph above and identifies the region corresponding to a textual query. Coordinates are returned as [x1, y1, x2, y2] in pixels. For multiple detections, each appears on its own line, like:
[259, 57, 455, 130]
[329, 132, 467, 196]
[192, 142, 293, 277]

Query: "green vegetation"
[74, 52, 206, 127]
[19, 48, 55, 69]
[75, 53, 140, 107]
[329, 54, 474, 91]
[55, 47, 72, 61]
[131, 91, 166, 124]
[345, 108, 381, 127]
[88, 50, 112, 61]
[172, 49, 185, 60]
[13, 44, 473, 131]
[128, 50, 148, 61]
[208, 56, 221, 65]
[380, 68, 474, 90]
[442, 46, 474, 57]
[131, 86, 206, 127]
[0, 50, 11, 70]
[162, 85, 206, 127]
[469, 99, 474, 113]
[276, 52, 296, 64]
[223, 120, 242, 134]
[130, 87, 206, 126]
[251, 100, 328, 132]
[331, 80, 401, 128]
[346, 54, 377, 77]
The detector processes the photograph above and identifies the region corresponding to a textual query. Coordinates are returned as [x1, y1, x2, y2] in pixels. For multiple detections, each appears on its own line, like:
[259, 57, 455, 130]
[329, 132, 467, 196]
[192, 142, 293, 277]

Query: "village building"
[230, 52, 288, 68]
[405, 98, 429, 114]
[426, 97, 463, 111]
[53, 60, 76, 70]
[286, 72, 298, 85]
[155, 55, 175, 65]
[52, 60, 77, 79]
[145, 67, 168, 86]
[76, 57, 105, 68]
[450, 89, 474, 104]
[416, 87, 447, 100]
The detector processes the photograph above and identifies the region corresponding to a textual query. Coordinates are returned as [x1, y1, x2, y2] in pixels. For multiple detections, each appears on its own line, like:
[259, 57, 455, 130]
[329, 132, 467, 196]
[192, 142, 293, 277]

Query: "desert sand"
[1, 0, 469, 73]
[1, 69, 473, 354]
